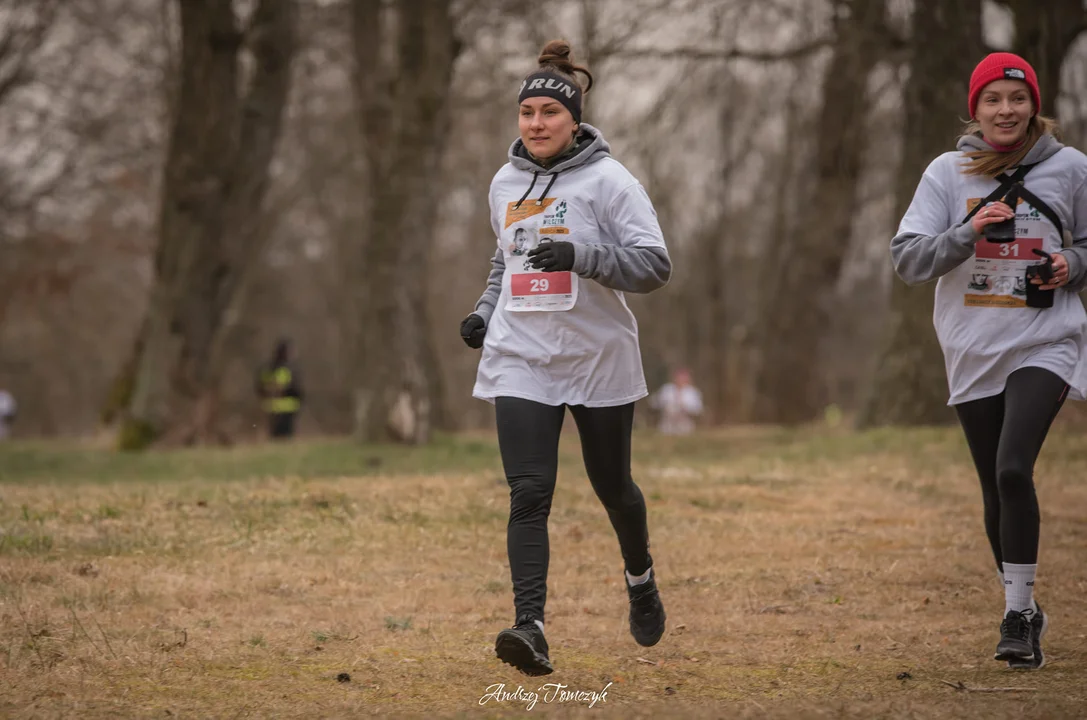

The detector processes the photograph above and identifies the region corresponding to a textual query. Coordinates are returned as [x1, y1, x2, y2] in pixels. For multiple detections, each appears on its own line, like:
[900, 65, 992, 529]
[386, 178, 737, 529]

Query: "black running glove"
[460, 313, 486, 349]
[526, 241, 575, 272]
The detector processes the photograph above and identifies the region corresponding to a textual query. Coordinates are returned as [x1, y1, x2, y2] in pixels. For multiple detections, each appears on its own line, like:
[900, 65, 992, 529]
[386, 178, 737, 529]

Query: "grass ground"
[1, 422, 1086, 718]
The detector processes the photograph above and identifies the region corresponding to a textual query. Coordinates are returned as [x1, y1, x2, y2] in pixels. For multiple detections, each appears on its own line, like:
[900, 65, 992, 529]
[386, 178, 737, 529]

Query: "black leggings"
[495, 396, 652, 625]
[955, 366, 1068, 568]
[269, 412, 297, 439]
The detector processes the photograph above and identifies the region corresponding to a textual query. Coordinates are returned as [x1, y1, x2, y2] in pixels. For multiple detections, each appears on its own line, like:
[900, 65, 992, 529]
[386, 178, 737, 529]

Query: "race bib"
[506, 253, 578, 312]
[964, 203, 1049, 308]
[501, 199, 578, 312]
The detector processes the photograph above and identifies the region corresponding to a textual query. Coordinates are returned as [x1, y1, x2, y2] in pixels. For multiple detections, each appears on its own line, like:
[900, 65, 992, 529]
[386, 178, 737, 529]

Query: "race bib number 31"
[965, 236, 1043, 308]
[974, 237, 1042, 260]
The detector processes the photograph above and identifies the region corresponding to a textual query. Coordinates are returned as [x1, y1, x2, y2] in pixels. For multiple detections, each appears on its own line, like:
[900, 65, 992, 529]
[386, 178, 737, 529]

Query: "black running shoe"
[495, 618, 553, 676]
[627, 568, 666, 647]
[994, 609, 1035, 662]
[1008, 603, 1048, 670]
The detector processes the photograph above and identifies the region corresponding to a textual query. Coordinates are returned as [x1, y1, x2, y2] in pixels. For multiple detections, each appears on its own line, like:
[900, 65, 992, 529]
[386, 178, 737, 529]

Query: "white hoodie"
[471, 124, 671, 407]
[0, 389, 14, 440]
[891, 133, 1087, 404]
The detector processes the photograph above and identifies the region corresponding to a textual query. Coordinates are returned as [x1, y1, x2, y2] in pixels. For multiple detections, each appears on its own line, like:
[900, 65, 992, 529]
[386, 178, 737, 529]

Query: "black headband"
[518, 71, 582, 124]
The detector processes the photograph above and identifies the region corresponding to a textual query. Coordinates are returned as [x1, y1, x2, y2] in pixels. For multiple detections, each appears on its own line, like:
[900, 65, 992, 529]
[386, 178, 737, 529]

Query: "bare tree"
[119, 0, 298, 449]
[348, 0, 461, 444]
[2, 0, 168, 436]
[858, 0, 985, 428]
[12, 0, 1087, 438]
[753, 0, 886, 424]
[0, 0, 63, 240]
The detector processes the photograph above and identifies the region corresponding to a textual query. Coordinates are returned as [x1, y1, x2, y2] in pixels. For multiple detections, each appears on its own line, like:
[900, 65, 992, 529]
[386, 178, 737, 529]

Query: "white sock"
[998, 568, 1038, 612]
[626, 567, 652, 587]
[534, 620, 544, 632]
[1003, 562, 1037, 615]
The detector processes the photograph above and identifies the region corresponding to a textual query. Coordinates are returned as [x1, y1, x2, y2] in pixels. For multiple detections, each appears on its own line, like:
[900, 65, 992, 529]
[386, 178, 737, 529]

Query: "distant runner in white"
[0, 388, 14, 440]
[459, 38, 671, 677]
[649, 368, 703, 435]
[891, 52, 1087, 672]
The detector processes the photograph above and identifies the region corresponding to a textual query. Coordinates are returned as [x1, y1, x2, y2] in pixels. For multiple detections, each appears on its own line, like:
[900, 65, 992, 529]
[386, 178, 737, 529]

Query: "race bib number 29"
[511, 272, 572, 296]
[506, 256, 578, 312]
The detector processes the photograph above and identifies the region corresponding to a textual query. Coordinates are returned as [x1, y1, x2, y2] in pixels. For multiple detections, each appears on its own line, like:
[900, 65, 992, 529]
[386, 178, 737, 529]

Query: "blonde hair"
[960, 115, 1061, 177]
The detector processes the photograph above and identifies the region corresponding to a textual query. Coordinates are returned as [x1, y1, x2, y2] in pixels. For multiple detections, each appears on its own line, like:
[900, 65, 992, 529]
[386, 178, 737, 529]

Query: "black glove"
[460, 313, 486, 349]
[526, 240, 575, 272]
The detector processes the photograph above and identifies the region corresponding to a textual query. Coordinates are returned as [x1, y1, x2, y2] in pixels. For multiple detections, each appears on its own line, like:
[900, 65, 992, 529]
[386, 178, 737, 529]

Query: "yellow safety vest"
[260, 367, 301, 414]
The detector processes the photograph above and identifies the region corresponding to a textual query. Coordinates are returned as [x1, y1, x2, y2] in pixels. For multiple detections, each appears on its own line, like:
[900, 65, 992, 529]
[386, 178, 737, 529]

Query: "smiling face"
[975, 79, 1034, 146]
[519, 97, 577, 161]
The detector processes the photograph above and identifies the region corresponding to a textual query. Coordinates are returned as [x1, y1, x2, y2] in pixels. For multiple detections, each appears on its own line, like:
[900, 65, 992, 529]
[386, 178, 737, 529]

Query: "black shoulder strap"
[1017, 186, 1064, 240]
[960, 162, 1066, 240]
[961, 163, 1033, 225]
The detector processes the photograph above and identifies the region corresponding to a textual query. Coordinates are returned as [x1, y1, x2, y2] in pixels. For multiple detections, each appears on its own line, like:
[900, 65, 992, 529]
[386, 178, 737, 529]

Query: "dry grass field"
[1, 422, 1086, 718]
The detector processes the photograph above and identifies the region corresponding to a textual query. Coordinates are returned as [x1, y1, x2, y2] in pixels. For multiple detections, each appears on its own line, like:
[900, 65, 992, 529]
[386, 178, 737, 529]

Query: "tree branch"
[613, 38, 831, 63]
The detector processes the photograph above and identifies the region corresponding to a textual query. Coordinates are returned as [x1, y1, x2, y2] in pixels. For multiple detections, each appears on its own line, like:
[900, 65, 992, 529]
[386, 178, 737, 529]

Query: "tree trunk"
[706, 70, 759, 424]
[392, 0, 460, 444]
[858, 0, 984, 428]
[120, 0, 297, 449]
[350, 0, 460, 444]
[754, 0, 884, 424]
[195, 0, 299, 443]
[346, 0, 390, 441]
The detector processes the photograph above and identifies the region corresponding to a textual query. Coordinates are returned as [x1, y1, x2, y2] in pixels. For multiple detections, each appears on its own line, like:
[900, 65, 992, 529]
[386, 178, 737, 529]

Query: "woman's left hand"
[527, 240, 576, 272]
[1035, 252, 1070, 290]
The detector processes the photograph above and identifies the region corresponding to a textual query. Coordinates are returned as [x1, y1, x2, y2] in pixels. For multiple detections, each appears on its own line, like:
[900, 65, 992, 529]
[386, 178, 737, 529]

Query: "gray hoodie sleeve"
[1057, 170, 1087, 292]
[891, 222, 979, 286]
[572, 182, 672, 293]
[473, 247, 505, 325]
[890, 163, 980, 286]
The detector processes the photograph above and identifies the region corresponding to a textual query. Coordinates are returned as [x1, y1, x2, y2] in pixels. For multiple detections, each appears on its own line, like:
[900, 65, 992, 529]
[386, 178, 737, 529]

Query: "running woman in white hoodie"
[892, 52, 1087, 670]
[459, 39, 670, 676]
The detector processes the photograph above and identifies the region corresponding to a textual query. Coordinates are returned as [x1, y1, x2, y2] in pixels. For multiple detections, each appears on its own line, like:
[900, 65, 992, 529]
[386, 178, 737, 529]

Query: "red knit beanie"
[968, 52, 1040, 119]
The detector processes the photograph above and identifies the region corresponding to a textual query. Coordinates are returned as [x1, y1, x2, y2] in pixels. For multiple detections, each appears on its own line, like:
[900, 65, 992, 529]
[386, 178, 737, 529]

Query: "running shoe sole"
[495, 630, 553, 676]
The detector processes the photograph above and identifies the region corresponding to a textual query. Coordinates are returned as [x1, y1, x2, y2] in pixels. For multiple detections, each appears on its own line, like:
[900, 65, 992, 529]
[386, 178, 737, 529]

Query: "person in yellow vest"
[256, 339, 303, 439]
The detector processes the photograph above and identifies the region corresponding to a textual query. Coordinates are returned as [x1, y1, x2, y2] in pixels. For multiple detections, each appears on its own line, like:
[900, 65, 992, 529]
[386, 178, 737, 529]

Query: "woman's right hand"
[460, 313, 486, 349]
[971, 201, 1015, 236]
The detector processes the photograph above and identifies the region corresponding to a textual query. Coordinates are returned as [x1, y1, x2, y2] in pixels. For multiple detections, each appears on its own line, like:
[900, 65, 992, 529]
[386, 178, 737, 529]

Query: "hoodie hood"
[508, 122, 612, 174]
[506, 123, 612, 210]
[957, 131, 1064, 165]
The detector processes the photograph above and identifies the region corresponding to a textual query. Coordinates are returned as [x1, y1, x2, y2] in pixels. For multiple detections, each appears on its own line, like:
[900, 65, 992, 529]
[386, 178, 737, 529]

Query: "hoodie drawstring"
[512, 170, 562, 211]
[536, 172, 559, 205]
[513, 172, 539, 210]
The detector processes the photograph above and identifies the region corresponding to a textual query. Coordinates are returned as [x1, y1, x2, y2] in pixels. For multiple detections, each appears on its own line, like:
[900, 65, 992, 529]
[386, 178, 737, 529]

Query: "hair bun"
[536, 38, 594, 94]
[538, 39, 574, 71]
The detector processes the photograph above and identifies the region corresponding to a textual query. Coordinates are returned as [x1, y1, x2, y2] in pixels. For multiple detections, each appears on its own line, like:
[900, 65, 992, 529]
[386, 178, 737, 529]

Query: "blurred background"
[1, 0, 1086, 447]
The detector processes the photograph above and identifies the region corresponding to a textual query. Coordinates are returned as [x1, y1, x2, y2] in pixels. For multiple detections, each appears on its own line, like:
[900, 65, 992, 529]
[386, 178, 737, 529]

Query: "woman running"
[891, 52, 1087, 670]
[459, 38, 671, 676]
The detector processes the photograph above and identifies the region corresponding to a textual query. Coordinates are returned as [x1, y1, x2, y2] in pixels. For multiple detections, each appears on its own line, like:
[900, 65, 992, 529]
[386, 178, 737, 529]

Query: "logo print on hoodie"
[541, 199, 570, 234]
[505, 197, 557, 228]
[543, 200, 567, 226]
